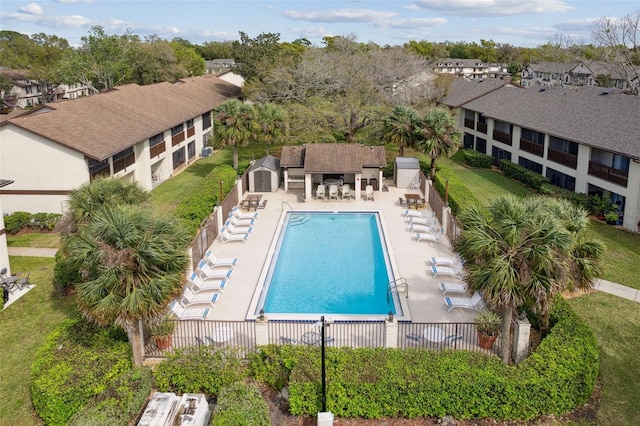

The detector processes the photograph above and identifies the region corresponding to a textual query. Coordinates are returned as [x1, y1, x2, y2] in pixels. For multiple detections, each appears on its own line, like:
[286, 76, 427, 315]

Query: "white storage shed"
[248, 155, 281, 192]
[394, 157, 420, 188]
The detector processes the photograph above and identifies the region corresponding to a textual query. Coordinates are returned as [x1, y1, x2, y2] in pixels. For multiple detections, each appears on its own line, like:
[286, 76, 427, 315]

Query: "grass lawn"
[6, 232, 60, 248]
[569, 292, 640, 426]
[0, 257, 76, 426]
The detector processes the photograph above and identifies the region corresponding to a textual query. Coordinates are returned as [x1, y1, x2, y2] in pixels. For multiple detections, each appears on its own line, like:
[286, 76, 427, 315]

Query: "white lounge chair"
[365, 185, 374, 201]
[403, 209, 424, 218]
[409, 223, 438, 233]
[219, 230, 250, 244]
[316, 184, 326, 200]
[430, 255, 462, 267]
[431, 264, 463, 279]
[189, 277, 227, 293]
[444, 292, 484, 312]
[230, 207, 259, 220]
[181, 287, 220, 306]
[414, 230, 443, 243]
[225, 215, 255, 227]
[408, 215, 437, 226]
[193, 264, 233, 280]
[328, 184, 339, 200]
[438, 282, 469, 296]
[203, 249, 238, 269]
[169, 300, 209, 319]
[221, 223, 252, 235]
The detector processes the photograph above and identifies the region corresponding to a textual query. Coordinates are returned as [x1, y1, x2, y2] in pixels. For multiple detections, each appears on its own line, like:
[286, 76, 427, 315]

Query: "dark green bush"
[431, 166, 483, 216]
[154, 346, 247, 396]
[4, 211, 31, 234]
[31, 212, 62, 230]
[30, 316, 133, 426]
[274, 297, 597, 421]
[248, 344, 306, 390]
[499, 160, 549, 191]
[463, 150, 494, 169]
[68, 367, 153, 426]
[174, 165, 237, 236]
[383, 160, 395, 178]
[211, 382, 270, 426]
[53, 251, 83, 294]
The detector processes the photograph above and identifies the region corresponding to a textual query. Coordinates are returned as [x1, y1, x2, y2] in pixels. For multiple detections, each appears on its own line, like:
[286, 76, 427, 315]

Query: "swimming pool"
[253, 211, 402, 318]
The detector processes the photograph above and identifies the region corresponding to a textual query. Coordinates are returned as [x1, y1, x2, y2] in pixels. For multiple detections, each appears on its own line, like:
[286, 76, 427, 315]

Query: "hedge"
[463, 150, 494, 169]
[499, 160, 549, 191]
[3, 211, 61, 234]
[426, 162, 483, 216]
[30, 317, 133, 426]
[174, 165, 238, 236]
[154, 346, 247, 396]
[255, 297, 598, 421]
[211, 382, 270, 426]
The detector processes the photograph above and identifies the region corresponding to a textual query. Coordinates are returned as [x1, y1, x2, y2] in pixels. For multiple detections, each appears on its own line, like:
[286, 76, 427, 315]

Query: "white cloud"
[55, 0, 94, 4]
[103, 19, 180, 36]
[284, 8, 398, 23]
[18, 3, 43, 16]
[289, 26, 332, 39]
[553, 18, 598, 32]
[374, 17, 447, 29]
[0, 11, 91, 28]
[414, 0, 574, 17]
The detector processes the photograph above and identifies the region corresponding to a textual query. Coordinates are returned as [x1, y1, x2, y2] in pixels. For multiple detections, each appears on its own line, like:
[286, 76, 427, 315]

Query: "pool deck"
[199, 179, 476, 324]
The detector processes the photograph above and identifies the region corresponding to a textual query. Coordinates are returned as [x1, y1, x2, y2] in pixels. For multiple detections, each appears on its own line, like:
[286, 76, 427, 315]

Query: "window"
[186, 118, 195, 137]
[547, 136, 578, 168]
[186, 119, 194, 129]
[518, 157, 543, 174]
[171, 123, 185, 146]
[149, 132, 166, 157]
[187, 141, 196, 160]
[463, 133, 474, 149]
[464, 110, 475, 129]
[493, 120, 513, 145]
[520, 127, 545, 157]
[546, 167, 575, 191]
[476, 115, 487, 133]
[88, 158, 110, 179]
[521, 128, 545, 144]
[149, 132, 164, 146]
[171, 123, 184, 136]
[475, 137, 487, 154]
[491, 146, 511, 164]
[202, 111, 212, 129]
[112, 147, 135, 173]
[172, 147, 186, 170]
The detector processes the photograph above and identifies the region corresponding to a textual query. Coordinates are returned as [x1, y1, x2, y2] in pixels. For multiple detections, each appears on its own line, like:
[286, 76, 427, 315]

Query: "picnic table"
[405, 193, 421, 209]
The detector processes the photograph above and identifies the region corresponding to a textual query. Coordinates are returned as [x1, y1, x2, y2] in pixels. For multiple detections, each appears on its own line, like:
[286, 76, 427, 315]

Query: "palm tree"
[62, 204, 190, 366]
[415, 108, 461, 180]
[214, 99, 255, 170]
[254, 102, 289, 155]
[382, 105, 417, 157]
[455, 195, 603, 363]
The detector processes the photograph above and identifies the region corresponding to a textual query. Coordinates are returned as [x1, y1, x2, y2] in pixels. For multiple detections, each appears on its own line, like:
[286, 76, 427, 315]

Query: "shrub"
[383, 160, 395, 178]
[68, 367, 153, 426]
[154, 346, 247, 396]
[53, 251, 82, 294]
[463, 150, 494, 169]
[431, 166, 483, 216]
[31, 212, 62, 230]
[30, 316, 133, 426]
[499, 160, 549, 191]
[248, 344, 306, 390]
[211, 382, 270, 426]
[4, 211, 31, 234]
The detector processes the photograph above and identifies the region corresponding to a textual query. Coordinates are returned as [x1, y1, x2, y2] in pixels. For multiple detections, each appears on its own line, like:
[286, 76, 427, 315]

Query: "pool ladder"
[388, 278, 409, 300]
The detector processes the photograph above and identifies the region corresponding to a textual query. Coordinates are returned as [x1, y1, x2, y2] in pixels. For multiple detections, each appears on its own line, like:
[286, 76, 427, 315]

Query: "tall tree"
[170, 40, 206, 76]
[214, 99, 255, 169]
[131, 36, 185, 85]
[414, 108, 461, 180]
[592, 10, 640, 95]
[253, 102, 288, 155]
[62, 204, 189, 366]
[382, 105, 418, 157]
[232, 32, 282, 82]
[455, 196, 603, 363]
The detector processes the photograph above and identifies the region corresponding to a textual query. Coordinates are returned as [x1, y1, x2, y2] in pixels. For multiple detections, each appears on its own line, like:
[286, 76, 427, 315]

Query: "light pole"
[219, 180, 224, 204]
[320, 315, 327, 412]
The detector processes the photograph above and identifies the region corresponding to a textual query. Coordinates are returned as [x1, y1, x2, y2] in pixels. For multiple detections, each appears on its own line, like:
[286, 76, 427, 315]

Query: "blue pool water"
[261, 212, 396, 315]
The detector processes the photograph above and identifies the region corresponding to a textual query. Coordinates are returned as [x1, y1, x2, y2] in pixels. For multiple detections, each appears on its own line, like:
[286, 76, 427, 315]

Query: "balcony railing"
[172, 132, 185, 146]
[588, 161, 628, 187]
[464, 118, 474, 129]
[547, 148, 577, 169]
[519, 138, 544, 157]
[150, 142, 166, 158]
[113, 153, 135, 174]
[186, 127, 195, 138]
[476, 122, 487, 134]
[493, 129, 512, 145]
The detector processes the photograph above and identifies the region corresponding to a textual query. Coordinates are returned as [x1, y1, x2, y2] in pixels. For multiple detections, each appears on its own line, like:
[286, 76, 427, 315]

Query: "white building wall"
[0, 193, 10, 276]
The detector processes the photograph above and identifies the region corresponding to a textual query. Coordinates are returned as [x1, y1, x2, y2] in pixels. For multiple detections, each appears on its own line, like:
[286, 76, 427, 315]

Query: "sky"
[1, 0, 638, 48]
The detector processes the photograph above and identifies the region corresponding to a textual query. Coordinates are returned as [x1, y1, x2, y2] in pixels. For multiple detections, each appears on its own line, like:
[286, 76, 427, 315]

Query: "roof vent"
[601, 88, 613, 95]
[539, 86, 547, 92]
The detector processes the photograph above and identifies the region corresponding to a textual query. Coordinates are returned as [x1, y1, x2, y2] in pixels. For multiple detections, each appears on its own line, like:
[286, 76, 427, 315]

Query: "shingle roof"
[440, 78, 512, 108]
[280, 144, 387, 173]
[249, 155, 280, 171]
[526, 62, 577, 73]
[1, 74, 241, 160]
[462, 85, 640, 159]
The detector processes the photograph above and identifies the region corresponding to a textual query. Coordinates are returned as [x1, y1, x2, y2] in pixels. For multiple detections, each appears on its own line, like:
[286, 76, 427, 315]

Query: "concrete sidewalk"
[7, 246, 639, 303]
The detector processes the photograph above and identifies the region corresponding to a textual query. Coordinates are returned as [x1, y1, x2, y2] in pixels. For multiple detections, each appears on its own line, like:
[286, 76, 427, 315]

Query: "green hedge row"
[174, 165, 238, 236]
[154, 346, 247, 396]
[425, 162, 482, 216]
[4, 211, 61, 234]
[211, 382, 270, 426]
[499, 160, 549, 191]
[252, 297, 598, 421]
[30, 317, 133, 426]
[463, 150, 494, 169]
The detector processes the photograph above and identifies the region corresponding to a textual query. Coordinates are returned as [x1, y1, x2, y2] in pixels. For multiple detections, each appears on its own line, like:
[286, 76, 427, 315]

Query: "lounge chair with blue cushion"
[169, 300, 209, 319]
[414, 229, 444, 243]
[438, 282, 469, 296]
[431, 264, 463, 279]
[225, 215, 255, 227]
[219, 229, 250, 244]
[189, 276, 227, 293]
[444, 292, 484, 312]
[409, 222, 438, 233]
[181, 287, 220, 306]
[430, 255, 462, 267]
[230, 207, 259, 220]
[221, 224, 252, 235]
[203, 249, 238, 269]
[193, 263, 233, 280]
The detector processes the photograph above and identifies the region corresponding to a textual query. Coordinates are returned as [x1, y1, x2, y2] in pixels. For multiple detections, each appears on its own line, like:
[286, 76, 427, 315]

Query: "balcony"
[113, 153, 135, 174]
[476, 122, 487, 134]
[588, 161, 628, 187]
[519, 138, 544, 157]
[547, 148, 577, 169]
[493, 129, 512, 146]
[150, 142, 166, 158]
[172, 132, 185, 146]
[464, 118, 474, 129]
[186, 127, 195, 138]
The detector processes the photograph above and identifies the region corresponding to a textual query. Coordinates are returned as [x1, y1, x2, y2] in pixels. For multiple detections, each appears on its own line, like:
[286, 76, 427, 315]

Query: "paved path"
[7, 246, 639, 303]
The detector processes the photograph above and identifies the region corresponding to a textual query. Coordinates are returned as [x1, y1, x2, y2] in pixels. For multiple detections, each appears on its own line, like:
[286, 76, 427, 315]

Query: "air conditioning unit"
[201, 146, 213, 157]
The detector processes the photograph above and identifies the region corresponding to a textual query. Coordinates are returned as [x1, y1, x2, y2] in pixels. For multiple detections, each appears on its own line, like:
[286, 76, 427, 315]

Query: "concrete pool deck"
[199, 178, 476, 324]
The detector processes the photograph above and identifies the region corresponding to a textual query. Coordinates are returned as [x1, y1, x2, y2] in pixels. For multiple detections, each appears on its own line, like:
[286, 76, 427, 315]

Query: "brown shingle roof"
[2, 74, 240, 160]
[440, 78, 512, 108]
[280, 144, 386, 173]
[462, 85, 640, 159]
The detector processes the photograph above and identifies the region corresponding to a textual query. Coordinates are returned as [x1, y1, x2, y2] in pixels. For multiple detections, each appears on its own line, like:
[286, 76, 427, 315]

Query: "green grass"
[6, 233, 60, 248]
[0, 257, 76, 426]
[569, 292, 640, 426]
[586, 220, 640, 289]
